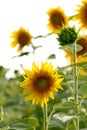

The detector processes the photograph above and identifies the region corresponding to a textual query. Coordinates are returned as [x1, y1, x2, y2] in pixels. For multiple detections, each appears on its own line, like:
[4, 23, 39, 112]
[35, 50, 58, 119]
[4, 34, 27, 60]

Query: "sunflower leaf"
[53, 114, 77, 123]
[12, 52, 30, 58]
[48, 117, 66, 129]
[53, 101, 76, 111]
[60, 61, 87, 69]
[47, 54, 56, 59]
[8, 118, 38, 129]
[79, 84, 87, 97]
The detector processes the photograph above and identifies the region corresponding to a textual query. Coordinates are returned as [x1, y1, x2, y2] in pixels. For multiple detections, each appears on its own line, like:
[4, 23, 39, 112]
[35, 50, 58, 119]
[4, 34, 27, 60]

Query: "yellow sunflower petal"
[23, 68, 31, 76]
[32, 62, 39, 72]
[49, 92, 54, 99]
[73, 0, 87, 30]
[20, 62, 64, 107]
[10, 41, 17, 48]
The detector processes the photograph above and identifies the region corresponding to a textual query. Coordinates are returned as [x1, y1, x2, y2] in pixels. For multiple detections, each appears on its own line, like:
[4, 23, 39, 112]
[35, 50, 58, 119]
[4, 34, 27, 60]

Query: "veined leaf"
[48, 117, 66, 129]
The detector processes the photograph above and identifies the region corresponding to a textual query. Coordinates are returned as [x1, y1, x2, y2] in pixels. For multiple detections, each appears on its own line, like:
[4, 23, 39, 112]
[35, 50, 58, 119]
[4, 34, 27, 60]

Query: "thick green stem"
[73, 43, 79, 130]
[43, 104, 48, 130]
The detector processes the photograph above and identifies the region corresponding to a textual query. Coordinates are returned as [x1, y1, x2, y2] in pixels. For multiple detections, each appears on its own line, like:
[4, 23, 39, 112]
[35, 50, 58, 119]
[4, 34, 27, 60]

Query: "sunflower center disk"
[37, 77, 48, 89]
[54, 16, 60, 25]
[18, 32, 29, 46]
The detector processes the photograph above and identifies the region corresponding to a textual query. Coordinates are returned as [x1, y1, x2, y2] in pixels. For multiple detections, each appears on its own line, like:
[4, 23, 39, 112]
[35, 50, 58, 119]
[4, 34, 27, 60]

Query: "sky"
[0, 0, 81, 73]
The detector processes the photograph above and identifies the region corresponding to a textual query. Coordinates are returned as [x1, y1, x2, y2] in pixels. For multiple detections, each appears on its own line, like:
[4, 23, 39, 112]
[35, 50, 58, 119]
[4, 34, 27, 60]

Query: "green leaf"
[66, 43, 82, 53]
[0, 121, 7, 128]
[53, 114, 77, 123]
[79, 84, 87, 97]
[60, 61, 87, 70]
[53, 101, 76, 111]
[48, 117, 66, 129]
[47, 54, 56, 59]
[79, 75, 87, 81]
[12, 52, 29, 58]
[9, 118, 38, 129]
[80, 129, 87, 130]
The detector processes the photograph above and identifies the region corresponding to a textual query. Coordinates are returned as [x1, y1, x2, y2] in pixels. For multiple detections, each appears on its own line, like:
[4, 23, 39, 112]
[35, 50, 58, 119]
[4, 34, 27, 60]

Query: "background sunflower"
[47, 6, 69, 33]
[10, 27, 32, 52]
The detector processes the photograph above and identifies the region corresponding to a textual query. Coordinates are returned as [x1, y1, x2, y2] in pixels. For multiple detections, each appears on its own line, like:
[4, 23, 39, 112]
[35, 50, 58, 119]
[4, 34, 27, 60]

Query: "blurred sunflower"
[65, 36, 87, 64]
[10, 27, 32, 52]
[20, 62, 63, 107]
[47, 6, 68, 33]
[73, 0, 87, 30]
[77, 36, 87, 56]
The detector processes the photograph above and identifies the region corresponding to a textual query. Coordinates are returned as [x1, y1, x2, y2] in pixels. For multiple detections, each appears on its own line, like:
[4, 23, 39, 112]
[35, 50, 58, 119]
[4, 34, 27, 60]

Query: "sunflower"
[10, 27, 32, 52]
[20, 62, 63, 107]
[64, 36, 87, 64]
[47, 6, 68, 33]
[57, 26, 77, 46]
[73, 0, 87, 30]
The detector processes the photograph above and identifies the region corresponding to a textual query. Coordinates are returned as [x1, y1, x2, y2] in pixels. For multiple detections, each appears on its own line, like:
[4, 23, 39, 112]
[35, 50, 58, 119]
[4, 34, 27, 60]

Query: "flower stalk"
[43, 104, 48, 130]
[73, 42, 79, 130]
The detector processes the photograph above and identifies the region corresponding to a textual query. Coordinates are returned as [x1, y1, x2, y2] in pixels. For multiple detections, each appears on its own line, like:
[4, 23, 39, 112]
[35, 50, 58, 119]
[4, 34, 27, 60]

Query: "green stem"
[73, 43, 79, 130]
[48, 108, 55, 124]
[43, 104, 48, 130]
[0, 105, 4, 121]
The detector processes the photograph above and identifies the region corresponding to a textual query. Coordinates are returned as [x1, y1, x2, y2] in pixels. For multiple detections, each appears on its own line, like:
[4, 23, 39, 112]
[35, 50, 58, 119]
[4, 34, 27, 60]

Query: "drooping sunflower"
[73, 0, 87, 30]
[64, 36, 87, 64]
[10, 27, 32, 52]
[20, 62, 63, 107]
[47, 6, 68, 33]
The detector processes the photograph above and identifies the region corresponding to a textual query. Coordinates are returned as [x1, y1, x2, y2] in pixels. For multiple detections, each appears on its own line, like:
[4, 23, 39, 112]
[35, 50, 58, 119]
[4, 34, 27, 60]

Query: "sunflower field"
[0, 0, 87, 130]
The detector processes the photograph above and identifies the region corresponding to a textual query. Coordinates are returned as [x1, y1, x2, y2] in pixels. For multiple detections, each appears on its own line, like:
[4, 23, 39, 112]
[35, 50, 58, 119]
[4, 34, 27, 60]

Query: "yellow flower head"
[47, 6, 68, 33]
[20, 62, 63, 107]
[73, 0, 87, 30]
[10, 27, 32, 52]
[65, 36, 87, 64]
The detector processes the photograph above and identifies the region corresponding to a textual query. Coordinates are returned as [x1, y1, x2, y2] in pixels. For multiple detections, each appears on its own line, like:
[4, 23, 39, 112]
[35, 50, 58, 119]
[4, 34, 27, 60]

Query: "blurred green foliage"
[0, 63, 87, 130]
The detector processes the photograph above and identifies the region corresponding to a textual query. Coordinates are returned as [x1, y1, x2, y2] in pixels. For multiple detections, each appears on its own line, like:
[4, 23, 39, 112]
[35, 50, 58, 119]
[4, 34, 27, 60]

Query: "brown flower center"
[51, 12, 65, 28]
[18, 32, 30, 46]
[33, 75, 52, 93]
[37, 77, 49, 89]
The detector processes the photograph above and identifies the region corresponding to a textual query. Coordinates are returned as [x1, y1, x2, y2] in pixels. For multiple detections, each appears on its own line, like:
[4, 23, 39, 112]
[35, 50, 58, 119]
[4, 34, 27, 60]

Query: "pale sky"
[0, 0, 81, 72]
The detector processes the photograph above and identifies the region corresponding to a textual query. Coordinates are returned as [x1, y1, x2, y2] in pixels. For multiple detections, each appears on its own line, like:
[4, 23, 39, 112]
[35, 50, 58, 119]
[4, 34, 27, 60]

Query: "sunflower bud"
[57, 26, 77, 46]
